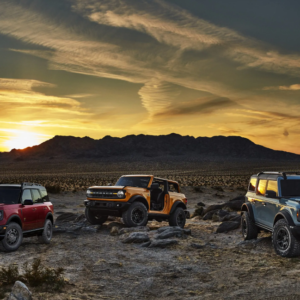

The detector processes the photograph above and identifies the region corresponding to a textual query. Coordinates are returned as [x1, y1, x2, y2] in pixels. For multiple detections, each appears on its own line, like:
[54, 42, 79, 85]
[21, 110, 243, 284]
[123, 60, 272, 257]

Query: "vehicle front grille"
[87, 189, 122, 199]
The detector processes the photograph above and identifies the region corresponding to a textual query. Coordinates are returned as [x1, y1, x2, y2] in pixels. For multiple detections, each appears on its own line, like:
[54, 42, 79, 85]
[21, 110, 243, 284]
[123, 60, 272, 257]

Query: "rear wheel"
[272, 219, 300, 257]
[122, 202, 148, 227]
[1, 222, 23, 252]
[169, 207, 186, 228]
[85, 208, 108, 225]
[38, 219, 53, 244]
[241, 211, 258, 240]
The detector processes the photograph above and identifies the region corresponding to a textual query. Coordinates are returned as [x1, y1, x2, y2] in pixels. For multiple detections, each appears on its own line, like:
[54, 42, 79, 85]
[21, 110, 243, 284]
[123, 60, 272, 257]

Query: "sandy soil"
[1, 187, 300, 300]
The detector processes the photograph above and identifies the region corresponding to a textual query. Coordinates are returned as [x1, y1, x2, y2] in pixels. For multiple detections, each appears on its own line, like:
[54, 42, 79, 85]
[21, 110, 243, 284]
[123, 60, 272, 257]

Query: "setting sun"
[4, 131, 43, 150]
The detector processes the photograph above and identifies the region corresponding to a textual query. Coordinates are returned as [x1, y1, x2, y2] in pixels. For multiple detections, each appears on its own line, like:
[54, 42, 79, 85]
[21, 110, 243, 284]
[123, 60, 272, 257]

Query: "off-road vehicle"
[84, 175, 188, 228]
[0, 183, 54, 252]
[241, 172, 300, 257]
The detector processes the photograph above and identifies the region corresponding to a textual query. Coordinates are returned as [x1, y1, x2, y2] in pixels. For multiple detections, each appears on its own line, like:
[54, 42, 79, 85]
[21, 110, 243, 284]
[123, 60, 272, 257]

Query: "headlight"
[0, 210, 3, 221]
[117, 191, 125, 198]
[87, 189, 92, 195]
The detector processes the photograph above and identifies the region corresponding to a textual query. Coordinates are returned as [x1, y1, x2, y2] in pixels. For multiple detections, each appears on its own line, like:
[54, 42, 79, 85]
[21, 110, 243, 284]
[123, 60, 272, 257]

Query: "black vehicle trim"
[274, 210, 295, 227]
[169, 201, 187, 215]
[255, 221, 273, 232]
[148, 213, 169, 220]
[241, 203, 254, 221]
[45, 212, 54, 224]
[23, 228, 44, 234]
[6, 214, 23, 228]
[128, 195, 149, 210]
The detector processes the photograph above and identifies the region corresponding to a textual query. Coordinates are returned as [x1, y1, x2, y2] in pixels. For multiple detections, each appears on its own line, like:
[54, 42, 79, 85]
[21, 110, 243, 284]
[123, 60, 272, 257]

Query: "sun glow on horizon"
[4, 131, 44, 151]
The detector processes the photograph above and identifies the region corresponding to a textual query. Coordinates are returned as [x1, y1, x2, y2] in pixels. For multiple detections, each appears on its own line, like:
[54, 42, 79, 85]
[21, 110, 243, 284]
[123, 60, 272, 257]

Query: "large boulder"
[216, 221, 240, 233]
[203, 209, 219, 220]
[204, 204, 224, 214]
[223, 199, 244, 211]
[192, 206, 204, 217]
[121, 232, 150, 244]
[7, 281, 32, 300]
[155, 227, 191, 239]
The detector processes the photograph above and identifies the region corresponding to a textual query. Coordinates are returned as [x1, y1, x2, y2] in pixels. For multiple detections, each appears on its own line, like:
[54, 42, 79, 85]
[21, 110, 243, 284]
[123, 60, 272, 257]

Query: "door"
[21, 189, 38, 231]
[31, 189, 45, 228]
[254, 179, 268, 225]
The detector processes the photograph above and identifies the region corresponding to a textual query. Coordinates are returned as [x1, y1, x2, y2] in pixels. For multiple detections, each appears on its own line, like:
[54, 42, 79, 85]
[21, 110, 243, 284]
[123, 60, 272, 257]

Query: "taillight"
[183, 198, 188, 204]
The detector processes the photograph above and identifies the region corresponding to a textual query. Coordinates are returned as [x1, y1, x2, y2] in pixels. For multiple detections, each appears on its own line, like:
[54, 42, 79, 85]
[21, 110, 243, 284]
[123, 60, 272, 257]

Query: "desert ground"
[2, 161, 300, 299]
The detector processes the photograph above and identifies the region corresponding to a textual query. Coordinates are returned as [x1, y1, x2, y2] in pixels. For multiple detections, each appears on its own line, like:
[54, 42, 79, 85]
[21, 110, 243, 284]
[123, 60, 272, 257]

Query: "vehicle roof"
[0, 184, 22, 187]
[0, 183, 45, 189]
[251, 172, 300, 180]
[121, 175, 179, 184]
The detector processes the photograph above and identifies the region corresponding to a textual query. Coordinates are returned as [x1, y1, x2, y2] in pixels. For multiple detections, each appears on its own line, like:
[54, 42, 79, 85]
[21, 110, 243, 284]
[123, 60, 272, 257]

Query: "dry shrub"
[0, 259, 65, 292]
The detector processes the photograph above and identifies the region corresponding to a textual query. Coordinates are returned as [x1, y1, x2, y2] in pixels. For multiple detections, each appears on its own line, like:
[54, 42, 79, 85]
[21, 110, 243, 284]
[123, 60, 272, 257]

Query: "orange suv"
[84, 175, 188, 228]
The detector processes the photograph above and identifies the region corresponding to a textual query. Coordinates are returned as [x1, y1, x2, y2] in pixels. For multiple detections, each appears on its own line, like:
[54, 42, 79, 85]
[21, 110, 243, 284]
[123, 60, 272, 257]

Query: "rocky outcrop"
[7, 281, 32, 300]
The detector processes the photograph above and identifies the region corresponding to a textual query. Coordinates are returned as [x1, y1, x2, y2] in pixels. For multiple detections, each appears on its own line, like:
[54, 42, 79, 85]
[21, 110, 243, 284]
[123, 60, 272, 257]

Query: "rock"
[223, 199, 245, 211]
[216, 210, 229, 218]
[119, 226, 150, 235]
[121, 232, 150, 244]
[229, 215, 242, 223]
[140, 241, 151, 247]
[55, 213, 78, 223]
[8, 281, 32, 300]
[110, 226, 119, 236]
[156, 226, 191, 235]
[193, 206, 204, 217]
[107, 222, 124, 229]
[203, 209, 219, 220]
[197, 202, 205, 207]
[155, 227, 191, 239]
[204, 204, 224, 214]
[190, 243, 205, 249]
[229, 195, 246, 202]
[211, 214, 219, 222]
[148, 239, 178, 248]
[216, 221, 240, 233]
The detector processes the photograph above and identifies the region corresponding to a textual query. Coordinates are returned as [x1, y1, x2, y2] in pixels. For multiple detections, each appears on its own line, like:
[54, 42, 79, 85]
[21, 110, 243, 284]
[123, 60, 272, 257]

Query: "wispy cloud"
[263, 84, 300, 91]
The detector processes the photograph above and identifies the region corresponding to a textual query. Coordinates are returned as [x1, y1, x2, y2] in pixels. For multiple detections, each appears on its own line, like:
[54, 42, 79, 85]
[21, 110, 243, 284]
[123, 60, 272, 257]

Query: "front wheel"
[1, 222, 23, 252]
[85, 208, 108, 225]
[122, 202, 148, 227]
[169, 207, 186, 228]
[38, 219, 53, 244]
[272, 219, 300, 257]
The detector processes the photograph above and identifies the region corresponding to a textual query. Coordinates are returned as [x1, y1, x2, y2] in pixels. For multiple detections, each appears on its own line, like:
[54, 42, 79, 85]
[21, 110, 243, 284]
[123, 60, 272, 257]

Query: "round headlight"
[117, 190, 125, 198]
[87, 189, 92, 194]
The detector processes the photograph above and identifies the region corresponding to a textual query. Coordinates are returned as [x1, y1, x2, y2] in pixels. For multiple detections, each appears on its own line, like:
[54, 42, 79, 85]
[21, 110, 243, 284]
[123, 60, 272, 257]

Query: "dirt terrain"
[1, 186, 300, 300]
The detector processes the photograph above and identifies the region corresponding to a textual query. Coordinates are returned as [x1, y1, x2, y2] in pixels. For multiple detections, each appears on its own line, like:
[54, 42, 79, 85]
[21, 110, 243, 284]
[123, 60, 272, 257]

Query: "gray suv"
[241, 172, 300, 257]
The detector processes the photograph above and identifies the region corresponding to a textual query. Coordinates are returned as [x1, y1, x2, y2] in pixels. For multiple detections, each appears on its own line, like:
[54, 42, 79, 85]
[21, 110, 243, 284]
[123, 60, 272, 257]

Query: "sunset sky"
[1, 0, 300, 153]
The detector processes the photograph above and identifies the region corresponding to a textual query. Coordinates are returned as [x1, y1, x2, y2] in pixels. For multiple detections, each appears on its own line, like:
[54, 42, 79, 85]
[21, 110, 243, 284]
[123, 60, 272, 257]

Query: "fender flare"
[170, 201, 187, 215]
[45, 212, 54, 225]
[128, 195, 149, 210]
[274, 210, 295, 227]
[6, 214, 23, 228]
[241, 203, 254, 221]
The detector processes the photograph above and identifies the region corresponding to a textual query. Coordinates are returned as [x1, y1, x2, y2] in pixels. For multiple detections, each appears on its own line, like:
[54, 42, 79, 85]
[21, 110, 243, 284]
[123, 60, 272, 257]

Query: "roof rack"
[257, 171, 300, 180]
[22, 182, 43, 188]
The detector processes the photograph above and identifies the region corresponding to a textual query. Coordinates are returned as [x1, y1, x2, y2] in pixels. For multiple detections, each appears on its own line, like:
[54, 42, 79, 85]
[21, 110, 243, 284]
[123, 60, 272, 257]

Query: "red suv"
[0, 183, 54, 252]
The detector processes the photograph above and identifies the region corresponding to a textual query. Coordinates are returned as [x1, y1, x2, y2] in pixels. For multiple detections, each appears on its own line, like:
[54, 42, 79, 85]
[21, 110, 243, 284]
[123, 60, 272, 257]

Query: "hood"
[89, 186, 125, 189]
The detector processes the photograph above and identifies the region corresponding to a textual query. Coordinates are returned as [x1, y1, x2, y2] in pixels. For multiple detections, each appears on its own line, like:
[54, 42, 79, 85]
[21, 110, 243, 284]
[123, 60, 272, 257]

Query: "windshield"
[115, 177, 150, 188]
[0, 187, 21, 204]
[281, 180, 300, 197]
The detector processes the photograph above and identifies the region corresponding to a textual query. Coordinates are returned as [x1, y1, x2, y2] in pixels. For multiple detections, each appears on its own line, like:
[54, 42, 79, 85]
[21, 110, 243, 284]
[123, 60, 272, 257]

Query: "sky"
[0, 0, 300, 153]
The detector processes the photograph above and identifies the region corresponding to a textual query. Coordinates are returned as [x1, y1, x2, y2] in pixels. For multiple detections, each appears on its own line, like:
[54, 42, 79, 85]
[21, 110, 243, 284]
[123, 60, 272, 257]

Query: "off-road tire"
[38, 219, 53, 244]
[122, 202, 148, 227]
[85, 208, 108, 225]
[1, 222, 23, 252]
[241, 211, 258, 240]
[272, 219, 300, 257]
[169, 207, 186, 228]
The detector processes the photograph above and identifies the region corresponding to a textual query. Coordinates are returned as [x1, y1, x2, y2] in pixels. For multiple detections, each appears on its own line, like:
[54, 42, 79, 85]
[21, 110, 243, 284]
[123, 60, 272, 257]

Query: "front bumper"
[84, 200, 131, 216]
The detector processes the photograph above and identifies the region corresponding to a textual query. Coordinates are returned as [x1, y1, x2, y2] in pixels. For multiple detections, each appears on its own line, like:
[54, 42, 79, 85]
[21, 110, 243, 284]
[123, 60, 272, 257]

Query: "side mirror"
[265, 190, 277, 198]
[107, 183, 112, 186]
[23, 199, 34, 205]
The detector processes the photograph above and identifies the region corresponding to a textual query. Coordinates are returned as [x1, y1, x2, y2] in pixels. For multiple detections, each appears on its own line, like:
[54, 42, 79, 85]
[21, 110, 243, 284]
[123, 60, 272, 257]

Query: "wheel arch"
[170, 201, 187, 215]
[45, 212, 54, 225]
[6, 215, 22, 229]
[241, 203, 254, 221]
[274, 210, 295, 227]
[128, 195, 149, 210]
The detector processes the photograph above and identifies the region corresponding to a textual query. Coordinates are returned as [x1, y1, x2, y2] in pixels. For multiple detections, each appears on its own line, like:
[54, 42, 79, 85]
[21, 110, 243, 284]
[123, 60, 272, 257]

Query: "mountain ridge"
[0, 134, 298, 161]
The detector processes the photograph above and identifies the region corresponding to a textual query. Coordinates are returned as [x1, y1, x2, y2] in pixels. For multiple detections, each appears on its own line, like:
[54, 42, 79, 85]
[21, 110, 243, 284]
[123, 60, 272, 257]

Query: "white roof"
[0, 184, 22, 187]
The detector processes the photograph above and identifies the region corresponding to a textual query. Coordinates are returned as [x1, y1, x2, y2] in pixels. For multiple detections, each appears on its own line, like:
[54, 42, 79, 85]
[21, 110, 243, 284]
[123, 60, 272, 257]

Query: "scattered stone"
[229, 215, 242, 223]
[203, 209, 219, 220]
[110, 226, 119, 236]
[107, 222, 124, 229]
[7, 281, 32, 300]
[211, 214, 219, 222]
[121, 232, 150, 244]
[140, 241, 152, 247]
[197, 202, 205, 207]
[190, 243, 205, 249]
[216, 221, 240, 233]
[119, 226, 150, 235]
[204, 204, 224, 214]
[155, 228, 188, 239]
[193, 206, 204, 217]
[216, 210, 229, 218]
[148, 239, 178, 248]
[223, 199, 244, 211]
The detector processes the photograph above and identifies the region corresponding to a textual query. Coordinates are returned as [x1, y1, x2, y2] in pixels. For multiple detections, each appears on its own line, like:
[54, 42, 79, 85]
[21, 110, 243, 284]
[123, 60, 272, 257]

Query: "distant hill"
[0, 134, 299, 162]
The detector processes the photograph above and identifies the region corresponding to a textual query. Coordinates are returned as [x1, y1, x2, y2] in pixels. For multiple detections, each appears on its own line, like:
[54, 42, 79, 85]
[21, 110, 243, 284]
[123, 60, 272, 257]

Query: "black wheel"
[85, 208, 108, 225]
[1, 222, 23, 252]
[38, 219, 53, 244]
[272, 219, 300, 257]
[169, 207, 186, 228]
[122, 202, 148, 227]
[241, 212, 258, 240]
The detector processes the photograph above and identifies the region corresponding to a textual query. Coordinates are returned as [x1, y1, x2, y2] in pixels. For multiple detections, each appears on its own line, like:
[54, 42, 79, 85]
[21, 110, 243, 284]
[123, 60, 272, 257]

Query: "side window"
[31, 189, 42, 204]
[248, 178, 257, 192]
[40, 190, 49, 202]
[168, 183, 179, 193]
[22, 189, 32, 203]
[267, 180, 278, 196]
[257, 180, 268, 196]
